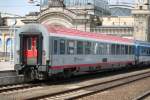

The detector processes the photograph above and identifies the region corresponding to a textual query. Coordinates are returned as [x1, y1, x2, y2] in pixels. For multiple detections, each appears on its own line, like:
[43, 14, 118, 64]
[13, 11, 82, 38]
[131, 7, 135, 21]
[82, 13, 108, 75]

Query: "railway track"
[0, 83, 41, 93]
[133, 90, 150, 100]
[27, 69, 150, 100]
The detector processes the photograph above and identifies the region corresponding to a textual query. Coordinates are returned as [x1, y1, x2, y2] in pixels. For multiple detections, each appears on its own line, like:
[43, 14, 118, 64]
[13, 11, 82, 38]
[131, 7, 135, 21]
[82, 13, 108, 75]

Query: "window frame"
[59, 39, 66, 55]
[53, 39, 58, 55]
[67, 40, 75, 55]
[27, 38, 32, 50]
[77, 40, 84, 55]
[84, 41, 92, 54]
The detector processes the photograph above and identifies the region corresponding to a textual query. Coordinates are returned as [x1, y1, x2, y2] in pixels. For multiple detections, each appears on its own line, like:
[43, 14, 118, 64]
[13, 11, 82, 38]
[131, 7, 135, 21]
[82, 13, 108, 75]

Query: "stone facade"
[23, 7, 100, 32]
[23, 4, 134, 38]
[1, 0, 150, 59]
[0, 16, 24, 60]
[132, 0, 150, 41]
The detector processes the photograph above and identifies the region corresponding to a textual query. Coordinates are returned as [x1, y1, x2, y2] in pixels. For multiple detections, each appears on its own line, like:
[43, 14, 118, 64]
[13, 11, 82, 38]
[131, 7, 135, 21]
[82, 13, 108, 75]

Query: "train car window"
[98, 43, 107, 55]
[140, 47, 146, 55]
[111, 44, 116, 55]
[120, 45, 122, 55]
[146, 48, 149, 55]
[143, 48, 147, 55]
[144, 48, 147, 55]
[129, 46, 134, 55]
[109, 44, 112, 55]
[60, 39, 66, 54]
[146, 48, 148, 55]
[93, 43, 98, 54]
[147, 47, 150, 55]
[129, 46, 131, 55]
[144, 48, 146, 55]
[53, 40, 58, 54]
[104, 44, 107, 55]
[67, 40, 75, 54]
[98, 43, 103, 55]
[85, 41, 91, 54]
[149, 48, 150, 55]
[91, 42, 94, 54]
[107, 44, 111, 55]
[125, 45, 128, 54]
[27, 38, 32, 50]
[77, 41, 84, 54]
[145, 48, 148, 55]
[140, 47, 143, 55]
[132, 46, 135, 54]
[103, 43, 107, 55]
[123, 45, 126, 55]
[116, 44, 121, 55]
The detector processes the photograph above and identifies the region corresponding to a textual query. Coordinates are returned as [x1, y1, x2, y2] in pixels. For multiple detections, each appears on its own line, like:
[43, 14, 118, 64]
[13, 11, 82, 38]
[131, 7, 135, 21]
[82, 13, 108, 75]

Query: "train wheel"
[64, 70, 72, 79]
[24, 67, 36, 81]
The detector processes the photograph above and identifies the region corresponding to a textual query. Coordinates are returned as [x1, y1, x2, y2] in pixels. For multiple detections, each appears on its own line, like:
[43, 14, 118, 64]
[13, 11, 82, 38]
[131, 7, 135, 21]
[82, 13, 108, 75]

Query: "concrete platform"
[0, 75, 24, 86]
[0, 61, 14, 71]
[0, 63, 24, 86]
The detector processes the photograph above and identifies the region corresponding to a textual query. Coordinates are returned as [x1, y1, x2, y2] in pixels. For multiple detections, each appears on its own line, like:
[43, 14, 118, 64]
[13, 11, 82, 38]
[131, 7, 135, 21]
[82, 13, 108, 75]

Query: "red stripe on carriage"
[50, 61, 134, 70]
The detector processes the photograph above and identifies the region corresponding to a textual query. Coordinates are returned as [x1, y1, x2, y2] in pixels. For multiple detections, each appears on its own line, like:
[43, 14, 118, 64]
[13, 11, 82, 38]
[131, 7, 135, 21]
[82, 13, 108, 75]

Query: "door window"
[27, 38, 32, 50]
[53, 40, 58, 54]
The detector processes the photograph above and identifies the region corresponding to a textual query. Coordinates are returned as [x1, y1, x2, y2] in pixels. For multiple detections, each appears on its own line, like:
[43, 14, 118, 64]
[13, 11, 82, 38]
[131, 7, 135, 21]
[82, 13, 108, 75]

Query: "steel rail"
[133, 91, 150, 100]
[26, 69, 150, 100]
[0, 83, 41, 93]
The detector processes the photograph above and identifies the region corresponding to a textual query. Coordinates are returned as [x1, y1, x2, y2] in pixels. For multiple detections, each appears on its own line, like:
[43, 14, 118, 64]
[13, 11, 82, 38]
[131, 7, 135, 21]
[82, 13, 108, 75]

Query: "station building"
[0, 14, 24, 60]
[0, 0, 150, 60]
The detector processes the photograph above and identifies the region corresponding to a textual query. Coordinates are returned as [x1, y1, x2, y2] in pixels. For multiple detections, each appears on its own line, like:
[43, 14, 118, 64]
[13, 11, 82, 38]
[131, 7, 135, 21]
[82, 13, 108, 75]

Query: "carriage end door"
[24, 36, 37, 65]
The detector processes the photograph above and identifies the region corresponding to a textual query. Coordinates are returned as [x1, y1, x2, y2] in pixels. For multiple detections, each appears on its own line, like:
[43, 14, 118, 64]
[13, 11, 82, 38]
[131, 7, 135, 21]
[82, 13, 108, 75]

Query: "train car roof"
[44, 25, 134, 45]
[135, 40, 150, 47]
[17, 24, 134, 45]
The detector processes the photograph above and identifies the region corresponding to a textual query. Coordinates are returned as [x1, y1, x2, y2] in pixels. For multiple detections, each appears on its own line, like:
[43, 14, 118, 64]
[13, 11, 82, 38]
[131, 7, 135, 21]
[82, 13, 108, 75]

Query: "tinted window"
[132, 46, 135, 54]
[125, 45, 128, 54]
[77, 41, 84, 54]
[129, 46, 133, 55]
[116, 44, 121, 55]
[93, 43, 98, 54]
[85, 41, 91, 54]
[60, 39, 65, 54]
[53, 40, 58, 54]
[111, 44, 116, 55]
[67, 40, 75, 54]
[107, 44, 110, 55]
[120, 45, 125, 55]
[27, 38, 32, 50]
[98, 43, 103, 54]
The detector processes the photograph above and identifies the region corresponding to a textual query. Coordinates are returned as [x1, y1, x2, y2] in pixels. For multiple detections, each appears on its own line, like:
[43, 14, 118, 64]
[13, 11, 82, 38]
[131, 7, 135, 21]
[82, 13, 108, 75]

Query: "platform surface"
[0, 61, 14, 71]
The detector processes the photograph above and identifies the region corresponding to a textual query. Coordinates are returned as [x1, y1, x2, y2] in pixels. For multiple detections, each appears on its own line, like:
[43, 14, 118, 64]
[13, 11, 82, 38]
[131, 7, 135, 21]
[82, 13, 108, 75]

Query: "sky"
[0, 0, 134, 16]
[0, 0, 39, 16]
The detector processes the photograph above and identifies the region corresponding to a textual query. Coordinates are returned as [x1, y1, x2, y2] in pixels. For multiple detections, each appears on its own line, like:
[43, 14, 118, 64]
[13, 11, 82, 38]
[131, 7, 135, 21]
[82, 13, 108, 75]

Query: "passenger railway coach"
[14, 24, 150, 80]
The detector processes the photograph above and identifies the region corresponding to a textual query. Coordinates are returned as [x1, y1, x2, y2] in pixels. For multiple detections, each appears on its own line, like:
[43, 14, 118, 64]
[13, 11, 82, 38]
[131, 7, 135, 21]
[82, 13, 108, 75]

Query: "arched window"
[6, 38, 13, 53]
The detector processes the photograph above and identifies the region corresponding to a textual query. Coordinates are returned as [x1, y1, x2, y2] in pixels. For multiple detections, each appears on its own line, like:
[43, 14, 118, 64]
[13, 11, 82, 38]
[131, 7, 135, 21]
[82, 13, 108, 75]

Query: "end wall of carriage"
[14, 24, 50, 64]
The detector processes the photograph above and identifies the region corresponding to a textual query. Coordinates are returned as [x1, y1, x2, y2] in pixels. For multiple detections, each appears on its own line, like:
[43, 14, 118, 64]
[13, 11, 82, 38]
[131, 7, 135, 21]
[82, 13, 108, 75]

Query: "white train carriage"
[15, 24, 135, 80]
